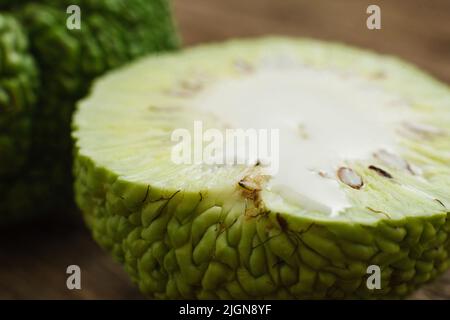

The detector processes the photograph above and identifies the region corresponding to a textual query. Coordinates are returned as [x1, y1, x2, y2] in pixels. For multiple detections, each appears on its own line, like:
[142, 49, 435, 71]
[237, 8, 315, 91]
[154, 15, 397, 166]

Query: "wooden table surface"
[0, 0, 449, 299]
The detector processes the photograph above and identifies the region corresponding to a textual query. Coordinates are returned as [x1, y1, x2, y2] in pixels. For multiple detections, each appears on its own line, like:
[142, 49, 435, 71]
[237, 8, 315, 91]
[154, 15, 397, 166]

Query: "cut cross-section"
[73, 38, 450, 299]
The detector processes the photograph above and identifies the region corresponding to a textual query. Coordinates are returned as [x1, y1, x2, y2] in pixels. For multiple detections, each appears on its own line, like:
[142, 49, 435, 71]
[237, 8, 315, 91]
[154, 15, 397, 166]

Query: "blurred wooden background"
[0, 0, 449, 299]
[174, 0, 450, 83]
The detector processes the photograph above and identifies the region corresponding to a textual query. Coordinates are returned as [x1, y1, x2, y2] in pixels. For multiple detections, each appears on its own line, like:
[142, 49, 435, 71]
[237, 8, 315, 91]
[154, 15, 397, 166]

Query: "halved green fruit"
[73, 37, 450, 299]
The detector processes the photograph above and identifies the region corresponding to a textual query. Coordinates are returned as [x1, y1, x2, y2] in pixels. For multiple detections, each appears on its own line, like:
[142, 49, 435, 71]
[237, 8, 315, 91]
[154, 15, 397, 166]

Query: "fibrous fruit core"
[191, 66, 419, 215]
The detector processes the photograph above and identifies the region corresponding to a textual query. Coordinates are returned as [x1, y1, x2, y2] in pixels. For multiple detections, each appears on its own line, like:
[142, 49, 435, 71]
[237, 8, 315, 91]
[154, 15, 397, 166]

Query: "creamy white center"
[191, 67, 413, 214]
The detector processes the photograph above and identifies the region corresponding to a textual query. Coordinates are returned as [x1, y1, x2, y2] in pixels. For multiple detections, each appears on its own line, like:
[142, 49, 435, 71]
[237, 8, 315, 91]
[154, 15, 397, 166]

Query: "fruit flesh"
[73, 38, 450, 298]
[190, 67, 421, 215]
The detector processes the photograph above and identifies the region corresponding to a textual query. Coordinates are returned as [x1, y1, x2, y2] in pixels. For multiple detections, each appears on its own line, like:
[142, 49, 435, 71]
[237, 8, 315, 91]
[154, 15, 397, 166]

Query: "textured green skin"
[75, 154, 450, 299]
[0, 14, 40, 223]
[0, 0, 179, 223]
[0, 14, 37, 175]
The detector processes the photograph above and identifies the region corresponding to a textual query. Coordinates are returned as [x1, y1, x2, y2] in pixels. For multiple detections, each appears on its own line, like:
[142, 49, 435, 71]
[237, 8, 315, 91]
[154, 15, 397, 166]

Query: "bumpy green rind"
[75, 154, 450, 299]
[0, 13, 37, 175]
[0, 0, 179, 222]
[0, 13, 40, 223]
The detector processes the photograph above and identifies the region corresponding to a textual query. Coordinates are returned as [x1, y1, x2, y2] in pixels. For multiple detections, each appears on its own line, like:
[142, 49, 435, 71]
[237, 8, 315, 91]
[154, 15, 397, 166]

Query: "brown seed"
[373, 150, 414, 174]
[435, 199, 446, 208]
[238, 179, 260, 191]
[368, 165, 393, 179]
[337, 167, 364, 189]
[238, 174, 269, 191]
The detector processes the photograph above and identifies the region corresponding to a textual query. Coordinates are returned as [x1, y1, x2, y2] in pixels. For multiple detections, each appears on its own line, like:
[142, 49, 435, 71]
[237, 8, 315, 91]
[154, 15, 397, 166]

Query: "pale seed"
[337, 167, 364, 189]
